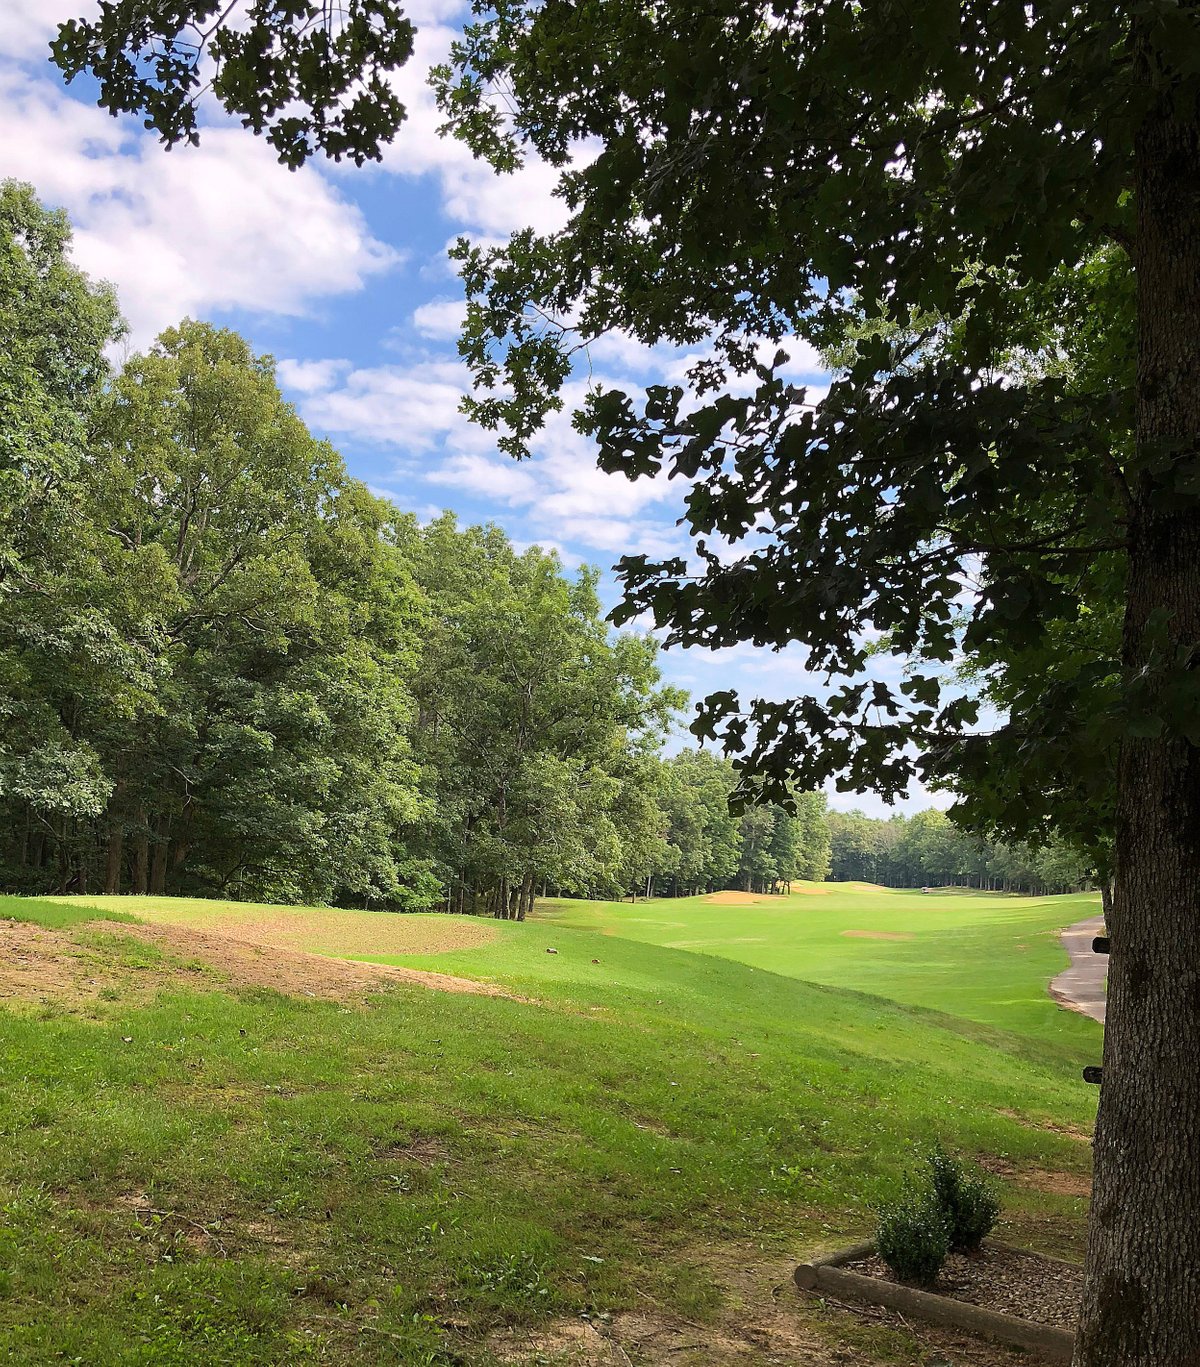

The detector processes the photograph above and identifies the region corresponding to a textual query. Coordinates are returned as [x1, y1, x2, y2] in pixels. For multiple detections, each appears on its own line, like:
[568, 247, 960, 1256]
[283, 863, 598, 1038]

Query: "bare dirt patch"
[1021, 1168, 1091, 1200]
[374, 1134, 454, 1167]
[0, 920, 132, 1008]
[118, 921, 514, 1002]
[999, 1109, 1093, 1145]
[488, 1246, 1043, 1367]
[489, 1318, 628, 1367]
[0, 918, 514, 1011]
[978, 1157, 1091, 1200]
[840, 930, 914, 941]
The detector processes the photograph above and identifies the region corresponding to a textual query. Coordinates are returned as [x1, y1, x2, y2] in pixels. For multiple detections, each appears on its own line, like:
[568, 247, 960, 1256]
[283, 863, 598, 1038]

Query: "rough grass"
[57, 894, 499, 957]
[0, 888, 1098, 1364]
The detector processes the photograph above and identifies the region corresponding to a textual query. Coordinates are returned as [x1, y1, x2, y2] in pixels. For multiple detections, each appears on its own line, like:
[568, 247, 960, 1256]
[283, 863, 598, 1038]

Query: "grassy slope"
[0, 891, 1098, 1363]
[532, 885, 1102, 1039]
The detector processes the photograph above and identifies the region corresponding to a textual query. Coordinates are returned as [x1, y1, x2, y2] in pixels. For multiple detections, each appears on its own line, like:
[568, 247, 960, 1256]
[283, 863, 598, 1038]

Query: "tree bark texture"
[105, 825, 123, 896]
[1074, 49, 1200, 1367]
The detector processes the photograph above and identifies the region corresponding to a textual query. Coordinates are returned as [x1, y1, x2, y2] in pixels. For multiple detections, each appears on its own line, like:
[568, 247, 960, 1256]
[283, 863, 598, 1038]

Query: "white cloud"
[0, 67, 400, 344]
[756, 335, 826, 377]
[430, 450, 537, 500]
[277, 357, 352, 394]
[412, 297, 467, 339]
[0, 0, 80, 60]
[290, 355, 688, 558]
[662, 338, 830, 388]
[364, 20, 574, 240]
[298, 357, 479, 452]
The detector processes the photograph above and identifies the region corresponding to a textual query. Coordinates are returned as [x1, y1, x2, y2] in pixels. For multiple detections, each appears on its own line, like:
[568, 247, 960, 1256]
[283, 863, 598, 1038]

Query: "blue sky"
[0, 0, 943, 818]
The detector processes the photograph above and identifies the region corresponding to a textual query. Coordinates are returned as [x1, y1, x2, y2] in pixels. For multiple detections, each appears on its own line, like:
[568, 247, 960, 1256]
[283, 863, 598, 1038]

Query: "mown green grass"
[0, 889, 1097, 1363]
[0, 893, 138, 930]
[532, 884, 1102, 1040]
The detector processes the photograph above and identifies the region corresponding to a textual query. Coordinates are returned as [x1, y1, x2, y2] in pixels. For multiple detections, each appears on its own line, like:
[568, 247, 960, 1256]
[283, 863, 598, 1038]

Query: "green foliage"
[0, 308, 433, 906]
[877, 1142, 1000, 1283]
[927, 1144, 1001, 1254]
[655, 748, 742, 893]
[827, 808, 1092, 894]
[52, 1, 413, 168]
[0, 180, 129, 856]
[0, 191, 693, 912]
[411, 513, 684, 915]
[876, 1193, 950, 1287]
[414, 1, 1178, 896]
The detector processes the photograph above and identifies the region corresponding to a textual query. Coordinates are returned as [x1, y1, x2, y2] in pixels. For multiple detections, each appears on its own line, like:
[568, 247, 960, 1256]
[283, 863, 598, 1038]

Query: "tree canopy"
[45, 3, 1200, 1357]
[2, 183, 861, 914]
[52, 1, 413, 167]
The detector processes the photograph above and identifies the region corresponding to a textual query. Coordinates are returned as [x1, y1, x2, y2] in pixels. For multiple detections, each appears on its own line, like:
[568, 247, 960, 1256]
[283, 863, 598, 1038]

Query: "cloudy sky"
[1, 0, 940, 817]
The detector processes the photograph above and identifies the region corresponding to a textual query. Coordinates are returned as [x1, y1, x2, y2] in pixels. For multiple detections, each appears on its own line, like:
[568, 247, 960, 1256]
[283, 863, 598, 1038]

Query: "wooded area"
[3, 182, 1091, 915]
[828, 810, 1090, 895]
[30, 0, 1200, 1359]
[0, 182, 823, 914]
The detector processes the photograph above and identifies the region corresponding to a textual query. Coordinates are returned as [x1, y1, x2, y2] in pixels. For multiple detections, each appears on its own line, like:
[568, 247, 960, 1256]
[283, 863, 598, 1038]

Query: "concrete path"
[1049, 914, 1107, 1024]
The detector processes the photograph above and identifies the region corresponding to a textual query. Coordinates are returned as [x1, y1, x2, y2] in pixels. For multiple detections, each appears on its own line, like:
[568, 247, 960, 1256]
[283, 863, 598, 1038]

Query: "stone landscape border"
[794, 1240, 1076, 1363]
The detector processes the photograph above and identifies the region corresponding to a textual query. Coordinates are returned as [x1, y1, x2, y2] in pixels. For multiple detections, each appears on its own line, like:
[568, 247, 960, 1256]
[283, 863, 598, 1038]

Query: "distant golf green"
[393, 883, 1101, 1041]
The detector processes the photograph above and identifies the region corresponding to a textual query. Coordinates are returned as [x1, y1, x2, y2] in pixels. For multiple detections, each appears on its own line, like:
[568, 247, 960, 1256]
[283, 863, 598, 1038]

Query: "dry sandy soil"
[704, 889, 830, 905]
[484, 1245, 1050, 1367]
[0, 916, 512, 1012]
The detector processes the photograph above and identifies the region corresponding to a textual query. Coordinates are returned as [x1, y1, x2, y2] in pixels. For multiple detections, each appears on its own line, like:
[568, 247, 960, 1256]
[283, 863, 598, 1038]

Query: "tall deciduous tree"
[657, 748, 742, 894]
[86, 320, 429, 903]
[412, 514, 682, 916]
[426, 10, 1196, 1358]
[0, 180, 140, 888]
[52, 6, 1200, 1357]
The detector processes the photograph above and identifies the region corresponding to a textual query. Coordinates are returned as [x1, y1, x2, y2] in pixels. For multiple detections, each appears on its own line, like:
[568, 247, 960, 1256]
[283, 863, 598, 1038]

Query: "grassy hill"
[0, 887, 1099, 1364]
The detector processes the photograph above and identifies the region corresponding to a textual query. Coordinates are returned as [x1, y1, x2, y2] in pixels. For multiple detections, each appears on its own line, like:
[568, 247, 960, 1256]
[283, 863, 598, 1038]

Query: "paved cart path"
[1049, 914, 1107, 1024]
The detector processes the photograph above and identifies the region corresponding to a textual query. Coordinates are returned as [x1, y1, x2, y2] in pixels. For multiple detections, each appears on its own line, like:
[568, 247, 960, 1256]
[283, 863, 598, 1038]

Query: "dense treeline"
[827, 809, 1093, 896]
[1, 184, 835, 914]
[0, 185, 683, 912]
[0, 185, 1091, 912]
[653, 750, 831, 895]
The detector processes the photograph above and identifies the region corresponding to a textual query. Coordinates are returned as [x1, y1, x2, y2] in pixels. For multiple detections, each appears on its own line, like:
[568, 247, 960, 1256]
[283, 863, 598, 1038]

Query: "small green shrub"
[876, 1193, 949, 1285]
[927, 1143, 1001, 1252]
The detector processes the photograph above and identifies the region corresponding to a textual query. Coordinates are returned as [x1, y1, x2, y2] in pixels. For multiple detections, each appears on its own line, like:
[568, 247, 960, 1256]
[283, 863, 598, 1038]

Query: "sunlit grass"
[0, 888, 1097, 1362]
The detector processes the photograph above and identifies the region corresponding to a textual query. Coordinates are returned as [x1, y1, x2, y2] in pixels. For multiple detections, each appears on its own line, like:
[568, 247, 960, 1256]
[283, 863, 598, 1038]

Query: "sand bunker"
[704, 888, 831, 905]
[840, 930, 913, 941]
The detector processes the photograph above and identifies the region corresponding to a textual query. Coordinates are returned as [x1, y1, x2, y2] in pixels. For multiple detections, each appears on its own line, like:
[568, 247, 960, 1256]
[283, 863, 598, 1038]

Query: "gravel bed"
[844, 1243, 1082, 1328]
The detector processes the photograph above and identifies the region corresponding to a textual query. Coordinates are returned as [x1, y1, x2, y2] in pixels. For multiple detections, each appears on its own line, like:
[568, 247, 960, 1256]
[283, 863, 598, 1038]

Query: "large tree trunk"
[149, 836, 168, 896]
[1073, 48, 1200, 1367]
[132, 810, 149, 896]
[105, 824, 123, 895]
